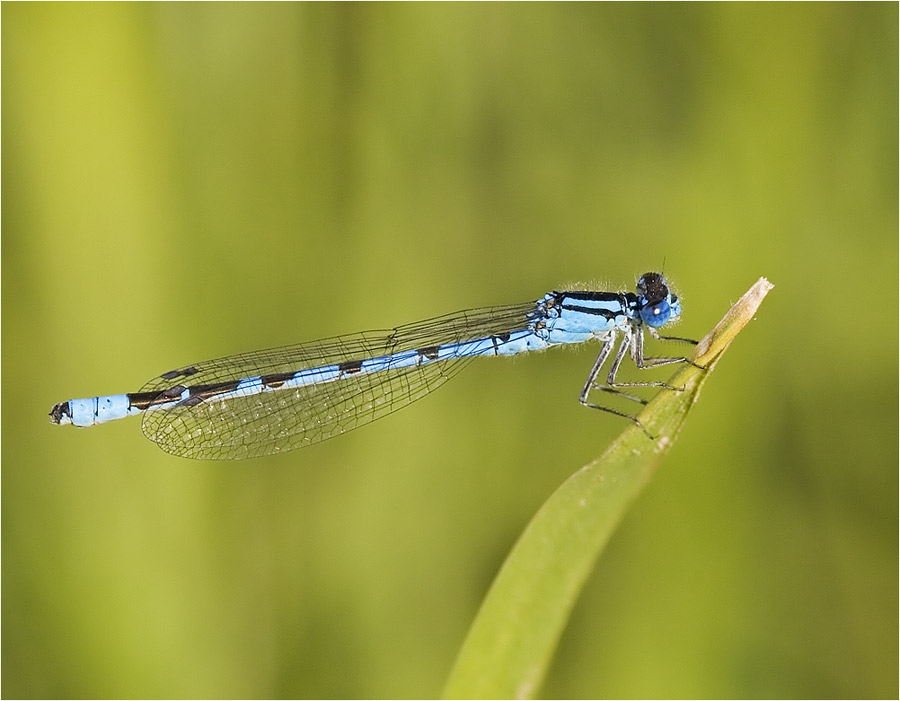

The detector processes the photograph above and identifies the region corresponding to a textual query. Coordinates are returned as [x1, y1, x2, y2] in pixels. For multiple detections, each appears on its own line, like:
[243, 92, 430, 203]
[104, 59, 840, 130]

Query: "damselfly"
[50, 272, 696, 459]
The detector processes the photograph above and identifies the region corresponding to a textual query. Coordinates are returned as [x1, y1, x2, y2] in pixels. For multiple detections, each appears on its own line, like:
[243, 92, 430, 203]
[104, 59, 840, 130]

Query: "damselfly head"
[637, 272, 681, 328]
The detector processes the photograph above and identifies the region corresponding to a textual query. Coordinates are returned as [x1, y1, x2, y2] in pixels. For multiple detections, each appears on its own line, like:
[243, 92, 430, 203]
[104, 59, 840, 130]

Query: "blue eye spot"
[641, 300, 671, 328]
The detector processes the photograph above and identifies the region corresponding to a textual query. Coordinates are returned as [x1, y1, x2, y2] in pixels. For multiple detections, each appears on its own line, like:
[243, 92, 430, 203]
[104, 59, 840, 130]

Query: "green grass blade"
[442, 278, 774, 700]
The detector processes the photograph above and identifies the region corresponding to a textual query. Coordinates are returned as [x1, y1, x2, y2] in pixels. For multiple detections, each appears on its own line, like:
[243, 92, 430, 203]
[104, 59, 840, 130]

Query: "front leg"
[647, 325, 698, 345]
[644, 326, 705, 370]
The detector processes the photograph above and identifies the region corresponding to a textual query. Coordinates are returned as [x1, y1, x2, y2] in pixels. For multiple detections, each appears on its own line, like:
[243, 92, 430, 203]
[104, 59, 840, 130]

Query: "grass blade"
[442, 278, 774, 699]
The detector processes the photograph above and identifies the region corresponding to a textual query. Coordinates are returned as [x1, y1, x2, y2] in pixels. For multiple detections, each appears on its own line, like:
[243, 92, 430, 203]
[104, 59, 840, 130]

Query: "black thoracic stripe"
[557, 291, 622, 302]
[419, 346, 440, 360]
[560, 304, 620, 319]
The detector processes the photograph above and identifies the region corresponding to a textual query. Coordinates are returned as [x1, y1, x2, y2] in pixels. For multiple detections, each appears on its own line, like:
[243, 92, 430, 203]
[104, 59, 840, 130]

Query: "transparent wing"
[140, 301, 539, 459]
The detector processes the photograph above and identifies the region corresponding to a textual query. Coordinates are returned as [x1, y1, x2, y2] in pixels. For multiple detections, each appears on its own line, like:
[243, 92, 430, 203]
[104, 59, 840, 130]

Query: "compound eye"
[640, 299, 672, 328]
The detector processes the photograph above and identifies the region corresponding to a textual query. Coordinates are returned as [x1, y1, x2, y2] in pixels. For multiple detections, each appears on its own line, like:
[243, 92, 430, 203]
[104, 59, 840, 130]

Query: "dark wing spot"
[160, 366, 200, 381]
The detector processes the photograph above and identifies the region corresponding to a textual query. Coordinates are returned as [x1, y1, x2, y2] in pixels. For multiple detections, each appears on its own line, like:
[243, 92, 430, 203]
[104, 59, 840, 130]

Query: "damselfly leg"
[579, 324, 699, 435]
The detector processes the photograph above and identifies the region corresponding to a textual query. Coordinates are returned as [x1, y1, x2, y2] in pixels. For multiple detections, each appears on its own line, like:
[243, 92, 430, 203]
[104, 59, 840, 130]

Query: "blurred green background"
[3, 4, 896, 698]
